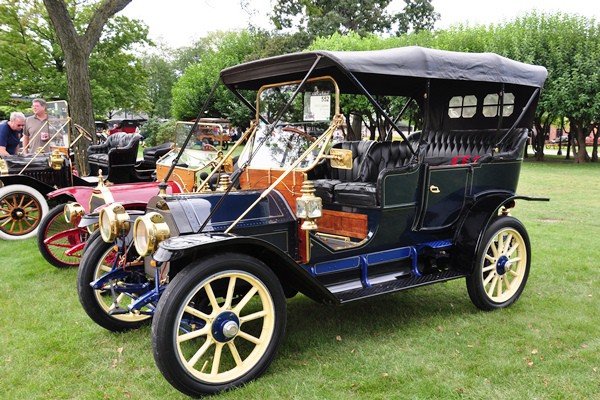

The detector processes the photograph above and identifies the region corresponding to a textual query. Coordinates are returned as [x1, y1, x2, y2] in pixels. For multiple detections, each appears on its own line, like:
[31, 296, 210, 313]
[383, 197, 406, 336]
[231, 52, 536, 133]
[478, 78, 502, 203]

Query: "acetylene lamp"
[99, 203, 130, 242]
[133, 212, 171, 256]
[296, 180, 322, 231]
[64, 202, 85, 224]
[49, 149, 64, 170]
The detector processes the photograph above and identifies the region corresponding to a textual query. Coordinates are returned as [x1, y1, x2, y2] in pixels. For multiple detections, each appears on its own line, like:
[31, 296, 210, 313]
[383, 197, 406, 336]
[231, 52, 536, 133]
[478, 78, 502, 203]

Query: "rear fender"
[154, 234, 338, 305]
[452, 194, 549, 273]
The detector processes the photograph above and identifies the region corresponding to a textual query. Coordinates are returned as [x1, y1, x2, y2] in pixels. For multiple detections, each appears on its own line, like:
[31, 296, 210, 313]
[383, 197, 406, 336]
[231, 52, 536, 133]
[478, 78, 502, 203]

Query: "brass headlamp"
[133, 212, 171, 256]
[99, 203, 131, 242]
[64, 202, 85, 224]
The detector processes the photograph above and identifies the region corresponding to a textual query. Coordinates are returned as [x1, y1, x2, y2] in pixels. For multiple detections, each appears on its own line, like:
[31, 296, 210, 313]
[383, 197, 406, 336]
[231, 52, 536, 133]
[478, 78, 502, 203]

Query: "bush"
[141, 118, 176, 147]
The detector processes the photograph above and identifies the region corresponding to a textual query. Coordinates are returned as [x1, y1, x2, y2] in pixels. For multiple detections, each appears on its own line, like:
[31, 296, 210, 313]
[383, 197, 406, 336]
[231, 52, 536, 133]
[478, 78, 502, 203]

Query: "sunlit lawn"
[1, 158, 599, 399]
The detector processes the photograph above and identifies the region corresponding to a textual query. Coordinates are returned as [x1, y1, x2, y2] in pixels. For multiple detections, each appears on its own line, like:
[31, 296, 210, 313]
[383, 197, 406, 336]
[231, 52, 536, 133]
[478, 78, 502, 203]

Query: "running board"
[335, 270, 466, 303]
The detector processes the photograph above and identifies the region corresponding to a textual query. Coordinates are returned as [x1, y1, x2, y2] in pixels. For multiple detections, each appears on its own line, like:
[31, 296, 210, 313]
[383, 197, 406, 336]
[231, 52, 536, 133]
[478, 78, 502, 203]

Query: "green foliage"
[171, 31, 258, 127]
[0, 0, 66, 99]
[271, 0, 438, 39]
[141, 50, 177, 118]
[89, 15, 153, 117]
[141, 117, 176, 147]
[0, 0, 151, 118]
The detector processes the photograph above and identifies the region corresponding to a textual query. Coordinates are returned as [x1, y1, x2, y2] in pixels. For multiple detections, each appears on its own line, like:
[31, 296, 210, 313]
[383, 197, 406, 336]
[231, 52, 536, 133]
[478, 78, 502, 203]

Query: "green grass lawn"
[1, 159, 599, 399]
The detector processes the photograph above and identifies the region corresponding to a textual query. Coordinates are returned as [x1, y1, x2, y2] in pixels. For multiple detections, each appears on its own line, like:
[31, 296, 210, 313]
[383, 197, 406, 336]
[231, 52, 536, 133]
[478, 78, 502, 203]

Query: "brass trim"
[315, 232, 351, 242]
[327, 148, 353, 169]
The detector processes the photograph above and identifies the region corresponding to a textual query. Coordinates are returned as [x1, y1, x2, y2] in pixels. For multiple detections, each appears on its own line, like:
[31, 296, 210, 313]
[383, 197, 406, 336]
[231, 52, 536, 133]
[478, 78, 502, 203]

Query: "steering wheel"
[282, 126, 316, 143]
[203, 143, 218, 152]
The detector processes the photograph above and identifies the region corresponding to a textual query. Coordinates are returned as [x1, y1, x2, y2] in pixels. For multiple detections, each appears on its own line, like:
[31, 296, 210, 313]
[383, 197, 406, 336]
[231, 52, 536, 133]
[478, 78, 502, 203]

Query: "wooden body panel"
[156, 164, 196, 193]
[239, 168, 305, 207]
[318, 209, 368, 239]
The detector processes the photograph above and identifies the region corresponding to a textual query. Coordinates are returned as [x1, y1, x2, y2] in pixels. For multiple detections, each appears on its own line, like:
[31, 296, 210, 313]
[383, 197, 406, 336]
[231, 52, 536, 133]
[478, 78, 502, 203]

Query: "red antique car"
[36, 121, 236, 268]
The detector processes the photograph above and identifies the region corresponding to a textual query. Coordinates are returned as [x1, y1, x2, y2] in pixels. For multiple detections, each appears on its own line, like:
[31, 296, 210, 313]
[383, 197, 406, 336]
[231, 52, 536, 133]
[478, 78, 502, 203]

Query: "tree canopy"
[0, 0, 150, 118]
[271, 0, 438, 38]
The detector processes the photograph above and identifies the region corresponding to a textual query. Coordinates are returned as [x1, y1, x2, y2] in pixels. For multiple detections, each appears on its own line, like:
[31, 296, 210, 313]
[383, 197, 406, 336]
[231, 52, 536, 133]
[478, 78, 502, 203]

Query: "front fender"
[0, 175, 55, 196]
[51, 181, 181, 213]
[155, 233, 338, 305]
[48, 186, 95, 209]
[452, 194, 549, 273]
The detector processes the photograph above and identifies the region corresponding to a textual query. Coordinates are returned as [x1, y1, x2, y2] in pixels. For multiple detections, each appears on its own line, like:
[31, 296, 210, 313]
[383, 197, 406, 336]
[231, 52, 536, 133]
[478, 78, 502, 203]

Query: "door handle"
[429, 185, 440, 194]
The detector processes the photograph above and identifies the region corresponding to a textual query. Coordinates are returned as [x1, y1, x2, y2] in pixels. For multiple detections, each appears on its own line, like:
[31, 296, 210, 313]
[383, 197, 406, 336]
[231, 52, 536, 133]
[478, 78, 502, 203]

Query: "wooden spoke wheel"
[467, 217, 531, 310]
[152, 253, 286, 397]
[77, 235, 152, 332]
[0, 184, 49, 240]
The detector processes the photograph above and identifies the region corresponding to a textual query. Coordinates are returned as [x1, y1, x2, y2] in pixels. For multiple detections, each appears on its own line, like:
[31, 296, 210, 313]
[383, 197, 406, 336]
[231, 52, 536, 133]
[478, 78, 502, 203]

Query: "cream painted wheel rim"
[92, 246, 151, 323]
[174, 271, 276, 384]
[480, 227, 527, 303]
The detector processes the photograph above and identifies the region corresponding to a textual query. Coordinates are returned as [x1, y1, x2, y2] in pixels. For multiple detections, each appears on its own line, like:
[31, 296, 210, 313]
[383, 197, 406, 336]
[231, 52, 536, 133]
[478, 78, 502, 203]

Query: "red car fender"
[90, 200, 149, 213]
[47, 181, 183, 212]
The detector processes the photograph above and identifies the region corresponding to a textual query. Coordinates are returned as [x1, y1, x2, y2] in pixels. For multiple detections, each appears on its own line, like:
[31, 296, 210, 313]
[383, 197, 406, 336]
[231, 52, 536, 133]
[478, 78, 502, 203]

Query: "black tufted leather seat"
[88, 132, 142, 183]
[334, 139, 418, 207]
[309, 128, 527, 208]
[137, 142, 173, 170]
[420, 128, 529, 166]
[312, 141, 375, 203]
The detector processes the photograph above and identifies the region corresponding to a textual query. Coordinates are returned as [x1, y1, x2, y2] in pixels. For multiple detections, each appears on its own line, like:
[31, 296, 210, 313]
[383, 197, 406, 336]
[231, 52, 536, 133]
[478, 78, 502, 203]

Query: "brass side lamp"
[296, 180, 323, 231]
[64, 202, 85, 224]
[49, 149, 65, 170]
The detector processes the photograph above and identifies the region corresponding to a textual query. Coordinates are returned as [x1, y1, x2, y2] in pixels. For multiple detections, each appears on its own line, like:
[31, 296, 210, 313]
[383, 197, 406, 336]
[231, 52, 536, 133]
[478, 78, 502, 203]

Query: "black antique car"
[83, 46, 548, 396]
[0, 101, 158, 240]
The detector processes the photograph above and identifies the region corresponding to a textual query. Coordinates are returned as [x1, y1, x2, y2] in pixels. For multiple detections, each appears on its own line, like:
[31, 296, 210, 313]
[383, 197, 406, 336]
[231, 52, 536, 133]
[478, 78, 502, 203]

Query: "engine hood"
[146, 189, 296, 235]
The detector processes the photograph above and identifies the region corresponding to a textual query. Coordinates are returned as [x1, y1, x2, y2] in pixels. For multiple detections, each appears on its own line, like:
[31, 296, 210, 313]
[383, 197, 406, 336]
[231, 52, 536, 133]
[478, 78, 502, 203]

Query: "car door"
[413, 165, 471, 231]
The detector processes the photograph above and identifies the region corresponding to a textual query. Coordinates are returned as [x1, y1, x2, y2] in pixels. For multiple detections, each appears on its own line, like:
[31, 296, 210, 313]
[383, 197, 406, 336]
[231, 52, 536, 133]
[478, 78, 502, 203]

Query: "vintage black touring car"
[83, 46, 547, 396]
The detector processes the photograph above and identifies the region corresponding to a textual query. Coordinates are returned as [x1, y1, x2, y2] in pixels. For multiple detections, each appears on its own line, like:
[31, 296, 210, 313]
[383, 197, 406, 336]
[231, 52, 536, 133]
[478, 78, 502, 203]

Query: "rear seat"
[420, 128, 529, 166]
[310, 128, 528, 207]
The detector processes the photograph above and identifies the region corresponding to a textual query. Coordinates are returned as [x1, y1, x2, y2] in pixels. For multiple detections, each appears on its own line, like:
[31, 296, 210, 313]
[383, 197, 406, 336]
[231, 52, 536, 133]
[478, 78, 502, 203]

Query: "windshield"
[238, 77, 339, 170]
[46, 100, 70, 148]
[158, 122, 220, 169]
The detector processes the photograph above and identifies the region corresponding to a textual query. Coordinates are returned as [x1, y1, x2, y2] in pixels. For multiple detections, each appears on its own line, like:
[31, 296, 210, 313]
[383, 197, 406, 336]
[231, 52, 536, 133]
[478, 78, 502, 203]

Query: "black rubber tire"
[77, 234, 151, 332]
[466, 216, 531, 311]
[37, 203, 88, 268]
[152, 252, 287, 397]
[82, 229, 101, 256]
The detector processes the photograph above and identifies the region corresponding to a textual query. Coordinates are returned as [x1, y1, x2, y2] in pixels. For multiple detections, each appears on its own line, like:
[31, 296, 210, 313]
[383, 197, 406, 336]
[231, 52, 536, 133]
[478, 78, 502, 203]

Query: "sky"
[120, 0, 599, 49]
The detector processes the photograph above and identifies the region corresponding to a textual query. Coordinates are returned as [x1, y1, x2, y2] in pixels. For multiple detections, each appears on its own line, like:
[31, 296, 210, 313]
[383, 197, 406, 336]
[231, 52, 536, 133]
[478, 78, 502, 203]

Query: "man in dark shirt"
[0, 112, 26, 156]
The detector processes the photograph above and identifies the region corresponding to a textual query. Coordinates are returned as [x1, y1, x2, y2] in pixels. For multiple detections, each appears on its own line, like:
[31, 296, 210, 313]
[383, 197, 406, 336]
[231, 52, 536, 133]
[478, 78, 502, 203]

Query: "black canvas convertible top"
[220, 46, 548, 95]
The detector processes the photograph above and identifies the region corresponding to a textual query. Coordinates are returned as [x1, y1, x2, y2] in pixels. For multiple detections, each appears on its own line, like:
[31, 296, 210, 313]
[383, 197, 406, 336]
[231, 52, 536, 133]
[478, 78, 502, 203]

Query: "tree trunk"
[591, 127, 598, 162]
[43, 0, 133, 175]
[569, 118, 590, 163]
[533, 119, 545, 161]
[348, 112, 362, 141]
[64, 48, 94, 175]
